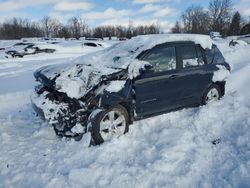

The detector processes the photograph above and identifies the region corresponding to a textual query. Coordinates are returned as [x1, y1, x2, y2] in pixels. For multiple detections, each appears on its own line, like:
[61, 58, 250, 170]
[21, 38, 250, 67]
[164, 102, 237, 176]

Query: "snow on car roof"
[126, 33, 213, 52]
[73, 33, 213, 69]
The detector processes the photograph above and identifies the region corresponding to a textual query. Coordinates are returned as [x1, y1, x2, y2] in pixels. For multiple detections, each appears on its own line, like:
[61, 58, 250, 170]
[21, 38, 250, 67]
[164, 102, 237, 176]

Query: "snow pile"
[71, 123, 85, 134]
[47, 58, 148, 98]
[55, 64, 120, 99]
[212, 65, 230, 82]
[105, 80, 126, 93]
[31, 91, 69, 125]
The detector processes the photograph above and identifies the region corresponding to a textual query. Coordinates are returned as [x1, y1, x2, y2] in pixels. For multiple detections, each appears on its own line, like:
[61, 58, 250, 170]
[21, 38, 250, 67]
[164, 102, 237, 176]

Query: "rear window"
[179, 44, 205, 68]
[84, 42, 98, 47]
[213, 46, 225, 63]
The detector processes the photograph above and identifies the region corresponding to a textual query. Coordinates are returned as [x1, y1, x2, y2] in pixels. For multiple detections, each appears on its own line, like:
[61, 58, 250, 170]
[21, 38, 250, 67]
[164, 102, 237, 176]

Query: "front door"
[134, 44, 183, 116]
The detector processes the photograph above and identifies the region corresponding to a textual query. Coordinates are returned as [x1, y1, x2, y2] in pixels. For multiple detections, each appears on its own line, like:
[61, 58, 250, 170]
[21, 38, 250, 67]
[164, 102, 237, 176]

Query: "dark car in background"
[5, 42, 56, 58]
[83, 42, 103, 47]
[31, 34, 230, 145]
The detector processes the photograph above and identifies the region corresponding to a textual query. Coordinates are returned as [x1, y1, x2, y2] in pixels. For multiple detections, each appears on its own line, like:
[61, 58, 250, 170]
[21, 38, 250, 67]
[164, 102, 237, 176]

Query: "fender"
[99, 80, 134, 113]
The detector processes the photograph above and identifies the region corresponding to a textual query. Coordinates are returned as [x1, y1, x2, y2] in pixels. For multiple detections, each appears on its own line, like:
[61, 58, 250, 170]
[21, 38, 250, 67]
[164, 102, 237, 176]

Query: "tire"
[91, 105, 129, 145]
[202, 84, 222, 105]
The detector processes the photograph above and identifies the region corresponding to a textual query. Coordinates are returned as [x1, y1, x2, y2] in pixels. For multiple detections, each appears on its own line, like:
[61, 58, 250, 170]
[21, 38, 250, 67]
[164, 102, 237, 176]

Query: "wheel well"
[214, 81, 225, 96]
[118, 102, 133, 124]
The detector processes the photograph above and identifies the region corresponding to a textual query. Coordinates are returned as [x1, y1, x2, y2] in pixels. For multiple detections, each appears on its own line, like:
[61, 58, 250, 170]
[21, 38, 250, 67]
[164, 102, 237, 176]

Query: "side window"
[204, 48, 214, 64]
[213, 45, 225, 64]
[141, 46, 176, 72]
[180, 45, 205, 68]
[204, 45, 224, 64]
[196, 45, 205, 65]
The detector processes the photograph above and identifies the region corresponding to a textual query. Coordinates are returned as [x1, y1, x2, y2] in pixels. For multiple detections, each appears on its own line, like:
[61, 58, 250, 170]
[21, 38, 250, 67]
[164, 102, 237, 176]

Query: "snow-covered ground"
[0, 38, 249, 188]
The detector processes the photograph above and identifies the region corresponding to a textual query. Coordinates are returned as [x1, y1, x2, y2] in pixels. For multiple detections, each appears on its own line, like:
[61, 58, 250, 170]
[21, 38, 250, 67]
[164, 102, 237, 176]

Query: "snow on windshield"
[55, 64, 120, 99]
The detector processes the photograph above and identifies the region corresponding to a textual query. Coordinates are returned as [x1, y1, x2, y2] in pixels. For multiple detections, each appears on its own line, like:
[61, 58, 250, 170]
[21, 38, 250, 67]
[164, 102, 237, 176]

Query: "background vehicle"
[5, 42, 56, 58]
[209, 32, 222, 40]
[32, 34, 230, 145]
[83, 42, 103, 47]
[237, 35, 250, 44]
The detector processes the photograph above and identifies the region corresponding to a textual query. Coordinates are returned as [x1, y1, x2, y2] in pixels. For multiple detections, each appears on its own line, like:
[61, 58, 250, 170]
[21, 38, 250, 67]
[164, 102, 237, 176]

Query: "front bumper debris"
[31, 88, 89, 138]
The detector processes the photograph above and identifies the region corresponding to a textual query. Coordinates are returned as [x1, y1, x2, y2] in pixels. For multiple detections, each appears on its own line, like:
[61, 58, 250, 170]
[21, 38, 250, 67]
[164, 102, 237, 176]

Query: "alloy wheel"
[205, 88, 219, 103]
[99, 110, 126, 141]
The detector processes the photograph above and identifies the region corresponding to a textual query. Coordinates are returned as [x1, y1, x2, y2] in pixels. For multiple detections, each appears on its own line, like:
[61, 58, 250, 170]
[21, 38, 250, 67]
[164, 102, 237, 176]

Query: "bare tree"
[79, 18, 88, 37]
[0, 17, 42, 39]
[42, 16, 53, 38]
[209, 0, 233, 35]
[181, 5, 210, 34]
[68, 17, 81, 39]
[148, 23, 160, 34]
[171, 21, 182, 33]
[58, 26, 70, 38]
[51, 19, 63, 37]
[93, 26, 104, 39]
[0, 16, 162, 39]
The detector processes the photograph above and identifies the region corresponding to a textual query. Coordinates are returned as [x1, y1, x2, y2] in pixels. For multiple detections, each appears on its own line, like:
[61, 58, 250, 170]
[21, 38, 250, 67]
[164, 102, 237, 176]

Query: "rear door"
[175, 44, 213, 105]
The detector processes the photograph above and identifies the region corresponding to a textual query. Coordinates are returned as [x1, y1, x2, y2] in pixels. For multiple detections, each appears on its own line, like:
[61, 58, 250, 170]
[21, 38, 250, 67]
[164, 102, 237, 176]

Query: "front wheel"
[91, 105, 129, 145]
[202, 84, 222, 105]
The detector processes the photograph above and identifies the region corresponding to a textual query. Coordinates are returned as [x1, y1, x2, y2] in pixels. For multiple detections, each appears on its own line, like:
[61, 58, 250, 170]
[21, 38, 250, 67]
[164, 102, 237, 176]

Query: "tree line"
[172, 0, 250, 36]
[0, 0, 249, 40]
[0, 17, 160, 40]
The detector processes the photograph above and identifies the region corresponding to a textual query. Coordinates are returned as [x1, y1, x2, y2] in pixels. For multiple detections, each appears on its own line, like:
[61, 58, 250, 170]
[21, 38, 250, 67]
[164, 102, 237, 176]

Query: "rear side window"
[140, 46, 176, 72]
[205, 45, 225, 64]
[205, 49, 214, 64]
[179, 44, 205, 68]
[213, 45, 225, 64]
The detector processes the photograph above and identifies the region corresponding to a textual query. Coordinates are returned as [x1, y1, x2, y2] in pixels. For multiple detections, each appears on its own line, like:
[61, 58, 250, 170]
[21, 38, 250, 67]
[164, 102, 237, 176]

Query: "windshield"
[72, 41, 144, 70]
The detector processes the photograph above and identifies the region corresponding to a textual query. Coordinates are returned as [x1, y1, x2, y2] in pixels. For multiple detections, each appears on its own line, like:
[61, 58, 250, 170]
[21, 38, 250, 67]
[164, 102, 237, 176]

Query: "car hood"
[34, 63, 123, 99]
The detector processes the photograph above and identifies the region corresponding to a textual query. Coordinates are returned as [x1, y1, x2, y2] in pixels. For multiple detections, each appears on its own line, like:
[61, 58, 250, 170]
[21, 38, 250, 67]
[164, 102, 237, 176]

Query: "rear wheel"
[202, 84, 222, 105]
[91, 105, 129, 145]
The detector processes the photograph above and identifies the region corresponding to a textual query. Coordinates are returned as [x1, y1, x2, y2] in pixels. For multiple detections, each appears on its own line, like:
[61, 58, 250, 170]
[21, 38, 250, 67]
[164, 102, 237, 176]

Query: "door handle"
[169, 75, 178, 79]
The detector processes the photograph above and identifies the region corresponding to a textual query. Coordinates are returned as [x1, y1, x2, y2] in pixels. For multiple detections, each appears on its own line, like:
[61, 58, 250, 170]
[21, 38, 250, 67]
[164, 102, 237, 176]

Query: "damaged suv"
[32, 34, 230, 145]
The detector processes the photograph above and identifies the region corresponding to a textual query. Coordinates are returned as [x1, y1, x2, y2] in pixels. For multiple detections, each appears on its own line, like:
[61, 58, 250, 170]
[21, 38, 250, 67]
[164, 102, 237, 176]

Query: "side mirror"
[140, 64, 154, 74]
[144, 63, 153, 70]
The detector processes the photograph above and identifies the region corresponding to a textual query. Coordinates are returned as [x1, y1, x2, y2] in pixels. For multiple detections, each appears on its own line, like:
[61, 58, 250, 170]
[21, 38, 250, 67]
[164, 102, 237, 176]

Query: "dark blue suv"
[32, 34, 230, 144]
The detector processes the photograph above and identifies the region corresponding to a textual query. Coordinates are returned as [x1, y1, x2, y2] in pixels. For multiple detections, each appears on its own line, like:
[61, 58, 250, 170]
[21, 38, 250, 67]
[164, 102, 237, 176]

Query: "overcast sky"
[0, 0, 249, 32]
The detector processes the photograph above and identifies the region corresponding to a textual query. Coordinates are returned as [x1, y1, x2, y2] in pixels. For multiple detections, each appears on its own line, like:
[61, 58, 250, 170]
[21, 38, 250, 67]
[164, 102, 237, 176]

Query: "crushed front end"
[31, 84, 90, 138]
[31, 62, 129, 139]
